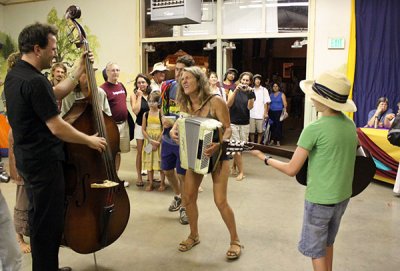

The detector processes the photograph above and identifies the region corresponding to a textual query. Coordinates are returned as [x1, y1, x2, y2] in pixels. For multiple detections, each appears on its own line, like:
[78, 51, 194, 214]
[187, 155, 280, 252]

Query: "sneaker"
[179, 207, 189, 225]
[0, 172, 10, 183]
[123, 181, 130, 187]
[168, 195, 181, 212]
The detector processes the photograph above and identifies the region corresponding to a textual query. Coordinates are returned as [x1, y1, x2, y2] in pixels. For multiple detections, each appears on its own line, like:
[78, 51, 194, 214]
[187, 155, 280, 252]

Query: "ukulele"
[223, 140, 375, 197]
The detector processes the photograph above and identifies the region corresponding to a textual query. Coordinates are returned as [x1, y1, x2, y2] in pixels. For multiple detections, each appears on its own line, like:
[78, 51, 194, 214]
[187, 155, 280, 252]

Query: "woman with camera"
[226, 72, 256, 181]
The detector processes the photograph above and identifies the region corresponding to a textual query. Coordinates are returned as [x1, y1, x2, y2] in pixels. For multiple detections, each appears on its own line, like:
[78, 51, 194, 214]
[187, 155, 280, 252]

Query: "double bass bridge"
[90, 180, 119, 189]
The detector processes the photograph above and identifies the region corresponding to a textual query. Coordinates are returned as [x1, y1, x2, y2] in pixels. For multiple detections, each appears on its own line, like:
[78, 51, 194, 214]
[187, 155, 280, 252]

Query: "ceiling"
[0, 0, 47, 6]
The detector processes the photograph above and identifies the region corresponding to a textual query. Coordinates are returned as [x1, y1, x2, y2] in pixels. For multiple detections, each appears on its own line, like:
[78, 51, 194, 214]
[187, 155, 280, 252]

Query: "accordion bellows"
[177, 117, 223, 174]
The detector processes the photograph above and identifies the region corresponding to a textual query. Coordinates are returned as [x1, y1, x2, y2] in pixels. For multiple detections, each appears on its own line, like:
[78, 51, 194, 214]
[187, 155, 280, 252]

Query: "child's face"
[148, 100, 158, 109]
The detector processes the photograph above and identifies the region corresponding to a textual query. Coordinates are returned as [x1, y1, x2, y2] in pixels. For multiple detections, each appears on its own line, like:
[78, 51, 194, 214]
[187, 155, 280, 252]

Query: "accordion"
[177, 117, 223, 175]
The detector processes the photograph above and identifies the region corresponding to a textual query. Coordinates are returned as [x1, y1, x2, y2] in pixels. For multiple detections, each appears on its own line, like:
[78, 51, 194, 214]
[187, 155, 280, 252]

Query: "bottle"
[374, 116, 378, 129]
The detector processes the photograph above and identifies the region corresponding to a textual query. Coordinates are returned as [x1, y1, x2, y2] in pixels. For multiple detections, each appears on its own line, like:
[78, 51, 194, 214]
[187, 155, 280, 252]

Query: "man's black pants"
[21, 161, 65, 271]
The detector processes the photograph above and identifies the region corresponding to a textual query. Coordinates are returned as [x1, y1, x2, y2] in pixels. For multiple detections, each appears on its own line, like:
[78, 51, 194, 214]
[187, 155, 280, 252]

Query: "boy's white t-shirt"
[250, 86, 270, 119]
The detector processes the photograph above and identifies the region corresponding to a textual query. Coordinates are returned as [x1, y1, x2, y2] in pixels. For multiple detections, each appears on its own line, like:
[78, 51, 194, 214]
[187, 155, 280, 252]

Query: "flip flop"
[136, 181, 144, 187]
[236, 175, 246, 181]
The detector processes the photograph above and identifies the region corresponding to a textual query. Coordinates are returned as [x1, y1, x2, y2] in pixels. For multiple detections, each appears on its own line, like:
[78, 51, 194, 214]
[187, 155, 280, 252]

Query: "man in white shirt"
[150, 62, 168, 92]
[249, 74, 270, 144]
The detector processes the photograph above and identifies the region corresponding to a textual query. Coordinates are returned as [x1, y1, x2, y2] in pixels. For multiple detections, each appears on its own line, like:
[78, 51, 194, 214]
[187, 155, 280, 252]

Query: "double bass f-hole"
[62, 5, 130, 254]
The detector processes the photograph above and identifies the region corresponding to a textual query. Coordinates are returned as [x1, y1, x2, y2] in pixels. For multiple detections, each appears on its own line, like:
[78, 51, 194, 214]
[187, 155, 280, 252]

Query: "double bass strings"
[83, 42, 118, 185]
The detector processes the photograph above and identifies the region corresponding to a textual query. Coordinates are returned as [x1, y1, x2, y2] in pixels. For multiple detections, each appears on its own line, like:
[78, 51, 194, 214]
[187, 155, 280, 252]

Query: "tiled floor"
[1, 140, 399, 271]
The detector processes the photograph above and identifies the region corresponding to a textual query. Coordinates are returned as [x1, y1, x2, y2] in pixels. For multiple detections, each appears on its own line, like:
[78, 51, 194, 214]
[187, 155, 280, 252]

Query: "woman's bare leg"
[212, 161, 239, 242]
[182, 171, 202, 238]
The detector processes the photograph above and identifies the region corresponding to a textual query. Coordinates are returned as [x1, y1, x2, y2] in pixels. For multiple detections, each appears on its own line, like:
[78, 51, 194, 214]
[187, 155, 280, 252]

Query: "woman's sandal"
[226, 240, 243, 260]
[178, 235, 200, 252]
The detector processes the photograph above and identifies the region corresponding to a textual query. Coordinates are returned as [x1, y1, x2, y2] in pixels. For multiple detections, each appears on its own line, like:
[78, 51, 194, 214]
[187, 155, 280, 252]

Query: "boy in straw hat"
[251, 71, 358, 271]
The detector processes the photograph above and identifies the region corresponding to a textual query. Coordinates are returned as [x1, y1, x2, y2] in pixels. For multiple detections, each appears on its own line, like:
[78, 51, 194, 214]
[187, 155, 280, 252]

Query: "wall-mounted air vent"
[151, 0, 202, 25]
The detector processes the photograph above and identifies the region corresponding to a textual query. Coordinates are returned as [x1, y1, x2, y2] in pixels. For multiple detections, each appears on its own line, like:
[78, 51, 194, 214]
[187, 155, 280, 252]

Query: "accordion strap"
[192, 94, 218, 114]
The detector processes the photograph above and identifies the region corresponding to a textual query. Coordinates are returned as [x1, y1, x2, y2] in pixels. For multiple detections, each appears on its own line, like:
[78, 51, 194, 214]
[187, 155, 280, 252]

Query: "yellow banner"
[346, 0, 356, 119]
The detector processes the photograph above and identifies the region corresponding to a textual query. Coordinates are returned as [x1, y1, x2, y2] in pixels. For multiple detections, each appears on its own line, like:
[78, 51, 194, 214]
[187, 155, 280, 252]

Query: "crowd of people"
[1, 21, 399, 271]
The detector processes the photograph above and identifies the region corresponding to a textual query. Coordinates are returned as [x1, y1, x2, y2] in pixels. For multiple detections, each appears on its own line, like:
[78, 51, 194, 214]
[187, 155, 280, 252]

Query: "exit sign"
[328, 38, 345, 49]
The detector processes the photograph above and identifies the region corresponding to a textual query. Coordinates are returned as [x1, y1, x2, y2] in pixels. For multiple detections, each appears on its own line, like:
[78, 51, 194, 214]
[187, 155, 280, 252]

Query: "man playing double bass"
[4, 22, 107, 271]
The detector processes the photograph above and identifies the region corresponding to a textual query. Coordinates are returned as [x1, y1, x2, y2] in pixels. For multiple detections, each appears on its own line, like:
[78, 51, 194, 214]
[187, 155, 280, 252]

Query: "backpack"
[144, 110, 162, 127]
[160, 80, 174, 115]
[388, 114, 400, 146]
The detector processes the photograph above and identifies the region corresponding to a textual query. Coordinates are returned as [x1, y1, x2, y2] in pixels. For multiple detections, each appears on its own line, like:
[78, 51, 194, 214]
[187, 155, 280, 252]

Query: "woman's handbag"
[262, 118, 272, 145]
[279, 109, 289, 121]
[127, 111, 135, 141]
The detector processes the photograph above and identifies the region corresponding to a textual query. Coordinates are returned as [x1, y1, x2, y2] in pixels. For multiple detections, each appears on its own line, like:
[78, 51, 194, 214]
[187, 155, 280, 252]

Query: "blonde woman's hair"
[7, 52, 21, 71]
[176, 66, 211, 113]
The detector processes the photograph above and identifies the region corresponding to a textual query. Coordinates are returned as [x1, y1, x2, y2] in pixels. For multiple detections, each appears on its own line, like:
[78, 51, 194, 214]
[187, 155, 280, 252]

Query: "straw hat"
[300, 71, 357, 112]
[150, 62, 168, 75]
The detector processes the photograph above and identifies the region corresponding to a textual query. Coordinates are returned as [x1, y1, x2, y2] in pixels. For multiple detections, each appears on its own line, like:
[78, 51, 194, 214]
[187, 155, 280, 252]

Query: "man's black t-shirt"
[229, 90, 256, 125]
[5, 60, 64, 174]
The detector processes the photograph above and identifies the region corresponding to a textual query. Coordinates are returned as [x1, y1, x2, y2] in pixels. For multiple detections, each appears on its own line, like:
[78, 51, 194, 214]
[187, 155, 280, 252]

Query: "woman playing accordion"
[170, 66, 242, 260]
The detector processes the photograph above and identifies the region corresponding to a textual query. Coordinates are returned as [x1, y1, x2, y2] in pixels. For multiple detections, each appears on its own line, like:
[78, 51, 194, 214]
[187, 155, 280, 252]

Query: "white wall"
[313, 0, 351, 76]
[2, 0, 140, 90]
[304, 0, 351, 123]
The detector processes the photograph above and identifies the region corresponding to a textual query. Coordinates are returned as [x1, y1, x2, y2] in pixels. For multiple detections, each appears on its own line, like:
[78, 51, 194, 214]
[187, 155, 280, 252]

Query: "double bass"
[62, 5, 130, 254]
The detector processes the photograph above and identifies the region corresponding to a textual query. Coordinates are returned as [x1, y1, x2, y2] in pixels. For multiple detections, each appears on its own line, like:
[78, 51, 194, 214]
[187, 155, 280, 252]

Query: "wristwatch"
[264, 155, 272, 166]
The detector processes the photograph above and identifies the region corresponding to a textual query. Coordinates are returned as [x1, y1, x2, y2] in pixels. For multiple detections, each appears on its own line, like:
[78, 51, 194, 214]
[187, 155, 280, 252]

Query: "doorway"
[145, 38, 306, 147]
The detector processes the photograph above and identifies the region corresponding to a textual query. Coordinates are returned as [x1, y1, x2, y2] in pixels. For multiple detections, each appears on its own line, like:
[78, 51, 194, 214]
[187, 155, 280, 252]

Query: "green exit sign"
[328, 38, 345, 49]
